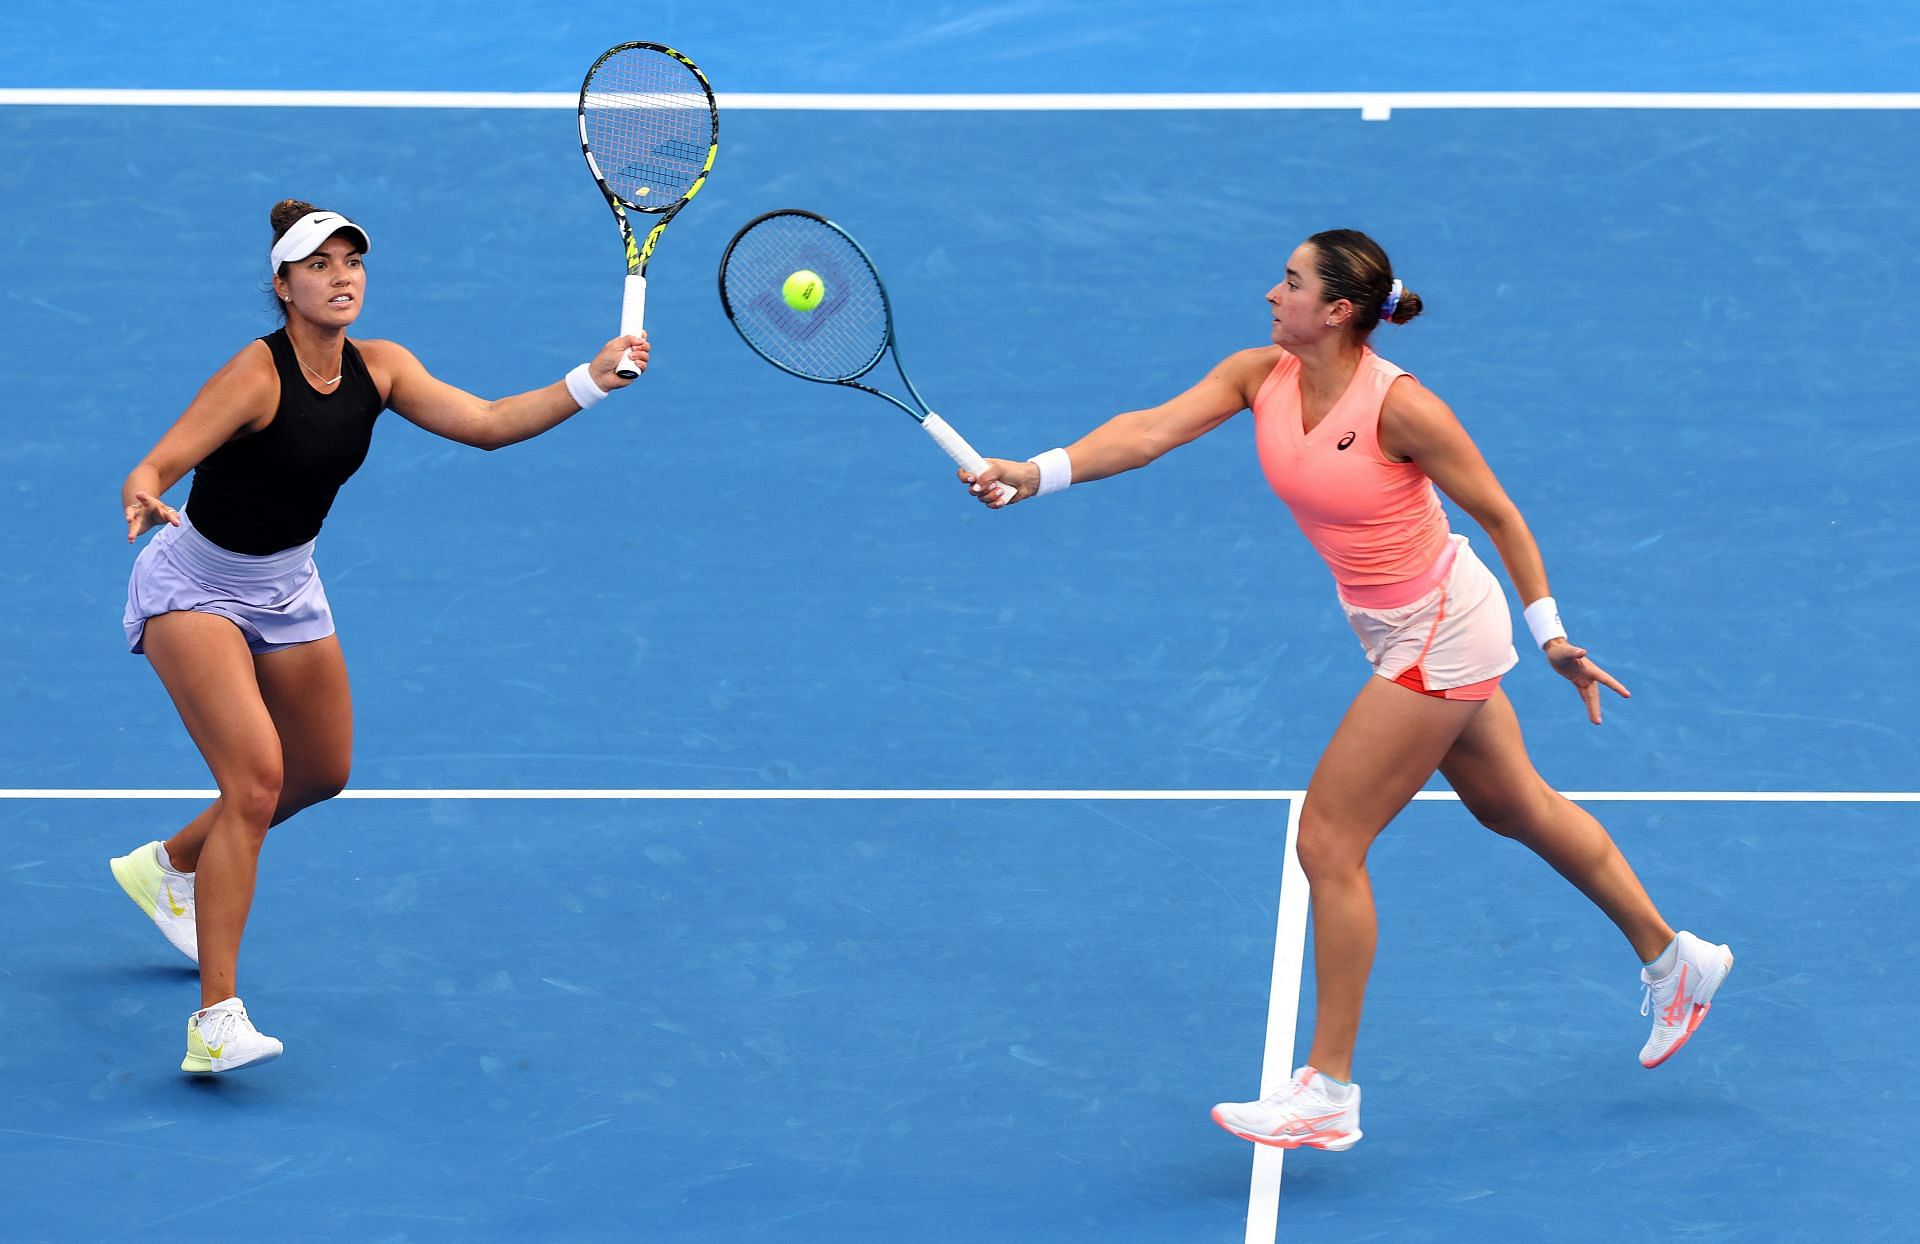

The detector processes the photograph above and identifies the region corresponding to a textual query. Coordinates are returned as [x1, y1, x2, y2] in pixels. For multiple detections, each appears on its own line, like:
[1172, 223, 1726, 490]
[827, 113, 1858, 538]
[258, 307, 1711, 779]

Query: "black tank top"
[185, 328, 385, 555]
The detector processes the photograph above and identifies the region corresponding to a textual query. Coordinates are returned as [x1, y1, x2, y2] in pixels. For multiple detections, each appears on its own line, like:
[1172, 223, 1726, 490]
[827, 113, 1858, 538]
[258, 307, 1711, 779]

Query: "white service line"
[7, 779, 1912, 1241]
[1, 89, 1918, 113]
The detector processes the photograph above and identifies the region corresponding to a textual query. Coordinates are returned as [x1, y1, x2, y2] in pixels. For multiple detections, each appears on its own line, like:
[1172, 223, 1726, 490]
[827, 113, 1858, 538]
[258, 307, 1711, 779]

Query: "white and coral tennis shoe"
[1639, 930, 1734, 1068]
[1210, 1066, 1363, 1151]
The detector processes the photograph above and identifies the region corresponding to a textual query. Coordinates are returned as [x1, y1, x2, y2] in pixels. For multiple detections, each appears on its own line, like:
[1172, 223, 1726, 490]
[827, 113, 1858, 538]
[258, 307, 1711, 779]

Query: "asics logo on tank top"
[1337, 431, 1356, 450]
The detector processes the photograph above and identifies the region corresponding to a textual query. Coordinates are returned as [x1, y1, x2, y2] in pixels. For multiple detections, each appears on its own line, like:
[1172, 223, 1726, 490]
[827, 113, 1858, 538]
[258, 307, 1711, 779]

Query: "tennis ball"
[782, 269, 824, 312]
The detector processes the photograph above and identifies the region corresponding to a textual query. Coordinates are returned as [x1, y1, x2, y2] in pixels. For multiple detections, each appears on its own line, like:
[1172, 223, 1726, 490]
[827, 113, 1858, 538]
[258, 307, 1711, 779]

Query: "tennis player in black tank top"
[182, 327, 385, 554]
[113, 199, 648, 1073]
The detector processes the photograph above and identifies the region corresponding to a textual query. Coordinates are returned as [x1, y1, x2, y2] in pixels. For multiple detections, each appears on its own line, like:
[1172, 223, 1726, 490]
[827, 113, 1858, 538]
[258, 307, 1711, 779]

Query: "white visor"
[269, 210, 371, 269]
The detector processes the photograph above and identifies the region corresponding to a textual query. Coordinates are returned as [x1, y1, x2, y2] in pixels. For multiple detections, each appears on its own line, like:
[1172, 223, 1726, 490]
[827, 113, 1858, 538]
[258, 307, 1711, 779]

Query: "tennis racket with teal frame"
[717, 209, 1014, 501]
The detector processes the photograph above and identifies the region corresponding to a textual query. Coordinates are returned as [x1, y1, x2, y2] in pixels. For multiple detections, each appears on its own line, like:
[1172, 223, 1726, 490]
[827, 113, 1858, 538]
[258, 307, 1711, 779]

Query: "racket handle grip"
[616, 274, 648, 379]
[923, 413, 1017, 503]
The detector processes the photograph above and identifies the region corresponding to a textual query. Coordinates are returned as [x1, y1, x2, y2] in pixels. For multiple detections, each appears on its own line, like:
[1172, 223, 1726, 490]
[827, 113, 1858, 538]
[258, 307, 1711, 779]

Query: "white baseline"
[2, 90, 1919, 116]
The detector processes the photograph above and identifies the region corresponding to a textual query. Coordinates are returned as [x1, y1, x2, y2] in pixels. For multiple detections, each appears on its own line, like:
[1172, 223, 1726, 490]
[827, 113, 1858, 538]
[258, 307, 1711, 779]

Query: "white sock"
[1316, 1074, 1355, 1104]
[1643, 936, 1679, 978]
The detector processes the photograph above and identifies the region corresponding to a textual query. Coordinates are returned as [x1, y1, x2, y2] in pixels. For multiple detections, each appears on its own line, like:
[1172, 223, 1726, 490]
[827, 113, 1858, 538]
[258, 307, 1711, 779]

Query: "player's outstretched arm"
[1382, 375, 1631, 725]
[370, 335, 646, 451]
[963, 347, 1274, 508]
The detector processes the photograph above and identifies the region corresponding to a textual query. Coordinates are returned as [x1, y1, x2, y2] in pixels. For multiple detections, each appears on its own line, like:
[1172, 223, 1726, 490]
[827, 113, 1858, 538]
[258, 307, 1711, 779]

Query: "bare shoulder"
[204, 339, 280, 410]
[1381, 373, 1463, 429]
[1380, 374, 1473, 460]
[352, 337, 423, 396]
[1219, 345, 1286, 378]
[222, 337, 277, 382]
[352, 337, 419, 371]
[1212, 345, 1288, 403]
[163, 339, 280, 440]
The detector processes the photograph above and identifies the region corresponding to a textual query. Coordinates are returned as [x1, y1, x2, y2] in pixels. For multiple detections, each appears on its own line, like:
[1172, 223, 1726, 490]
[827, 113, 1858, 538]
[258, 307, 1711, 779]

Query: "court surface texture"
[3, 4, 1916, 1240]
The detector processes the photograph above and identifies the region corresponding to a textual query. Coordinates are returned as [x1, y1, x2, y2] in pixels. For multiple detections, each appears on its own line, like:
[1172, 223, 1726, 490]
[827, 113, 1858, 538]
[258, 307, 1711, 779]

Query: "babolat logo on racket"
[576, 40, 720, 379]
[751, 290, 838, 343]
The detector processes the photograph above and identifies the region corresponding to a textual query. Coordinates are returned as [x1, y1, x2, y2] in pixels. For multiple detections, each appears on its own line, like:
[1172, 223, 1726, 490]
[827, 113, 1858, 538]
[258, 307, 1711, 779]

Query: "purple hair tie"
[1380, 278, 1403, 321]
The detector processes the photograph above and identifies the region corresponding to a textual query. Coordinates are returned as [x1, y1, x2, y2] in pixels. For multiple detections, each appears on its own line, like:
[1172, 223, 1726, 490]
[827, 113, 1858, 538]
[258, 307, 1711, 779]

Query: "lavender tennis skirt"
[124, 512, 334, 655]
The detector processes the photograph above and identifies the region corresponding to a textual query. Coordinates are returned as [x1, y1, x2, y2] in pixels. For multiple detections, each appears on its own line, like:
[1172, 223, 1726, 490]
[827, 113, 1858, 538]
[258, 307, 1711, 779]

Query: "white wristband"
[564, 363, 607, 411]
[1027, 447, 1072, 497]
[1523, 596, 1567, 649]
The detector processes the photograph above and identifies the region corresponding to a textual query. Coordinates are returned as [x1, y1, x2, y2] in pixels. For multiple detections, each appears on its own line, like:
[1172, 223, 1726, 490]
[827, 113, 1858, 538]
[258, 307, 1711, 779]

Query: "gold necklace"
[292, 342, 343, 386]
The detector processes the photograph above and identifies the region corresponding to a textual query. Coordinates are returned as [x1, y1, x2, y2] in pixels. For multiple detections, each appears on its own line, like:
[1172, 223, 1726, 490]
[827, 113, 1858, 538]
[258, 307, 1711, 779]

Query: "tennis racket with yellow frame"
[577, 42, 718, 378]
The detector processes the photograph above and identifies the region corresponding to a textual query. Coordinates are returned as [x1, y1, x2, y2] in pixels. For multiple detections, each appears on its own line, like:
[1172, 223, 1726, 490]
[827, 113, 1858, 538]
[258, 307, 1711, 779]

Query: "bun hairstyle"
[266, 198, 321, 319]
[270, 198, 321, 255]
[1307, 228, 1424, 336]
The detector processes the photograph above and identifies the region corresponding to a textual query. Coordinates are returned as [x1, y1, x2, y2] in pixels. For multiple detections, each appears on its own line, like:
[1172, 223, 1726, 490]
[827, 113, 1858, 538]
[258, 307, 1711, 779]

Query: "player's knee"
[305, 768, 350, 809]
[224, 765, 284, 829]
[1469, 787, 1553, 842]
[287, 757, 350, 814]
[1295, 808, 1368, 881]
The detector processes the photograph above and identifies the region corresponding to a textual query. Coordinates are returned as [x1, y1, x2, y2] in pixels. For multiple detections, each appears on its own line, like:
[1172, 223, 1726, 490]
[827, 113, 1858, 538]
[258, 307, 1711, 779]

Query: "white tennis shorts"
[1339, 534, 1518, 699]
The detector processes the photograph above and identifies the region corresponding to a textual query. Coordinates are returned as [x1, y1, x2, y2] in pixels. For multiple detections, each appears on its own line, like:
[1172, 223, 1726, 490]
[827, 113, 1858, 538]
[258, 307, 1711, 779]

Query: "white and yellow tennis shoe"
[1210, 1066, 1363, 1151]
[1639, 930, 1734, 1068]
[109, 840, 199, 965]
[181, 997, 282, 1074]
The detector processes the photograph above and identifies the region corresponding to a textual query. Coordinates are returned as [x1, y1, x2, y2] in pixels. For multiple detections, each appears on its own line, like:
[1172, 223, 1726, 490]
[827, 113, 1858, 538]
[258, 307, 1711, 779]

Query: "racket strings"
[583, 51, 714, 208]
[721, 215, 891, 382]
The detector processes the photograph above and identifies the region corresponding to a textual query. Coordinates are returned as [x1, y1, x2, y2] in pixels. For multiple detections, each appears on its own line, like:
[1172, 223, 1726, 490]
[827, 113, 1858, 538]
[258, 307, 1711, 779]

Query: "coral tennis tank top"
[1251, 348, 1451, 607]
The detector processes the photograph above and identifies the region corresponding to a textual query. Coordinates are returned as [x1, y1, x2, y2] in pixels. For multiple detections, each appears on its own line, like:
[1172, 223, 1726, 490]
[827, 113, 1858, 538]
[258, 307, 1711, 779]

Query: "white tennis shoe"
[181, 997, 282, 1074]
[1640, 930, 1734, 1068]
[1210, 1066, 1363, 1151]
[109, 840, 199, 965]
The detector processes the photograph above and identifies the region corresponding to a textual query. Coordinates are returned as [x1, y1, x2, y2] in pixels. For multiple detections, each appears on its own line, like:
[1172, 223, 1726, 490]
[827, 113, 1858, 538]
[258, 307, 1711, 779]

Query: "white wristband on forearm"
[1027, 447, 1072, 497]
[1524, 596, 1567, 649]
[565, 363, 608, 411]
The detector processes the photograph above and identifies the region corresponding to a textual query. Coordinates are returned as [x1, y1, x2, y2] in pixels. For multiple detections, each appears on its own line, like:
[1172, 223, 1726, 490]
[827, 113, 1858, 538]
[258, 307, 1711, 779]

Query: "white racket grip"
[923, 413, 1016, 503]
[617, 274, 648, 378]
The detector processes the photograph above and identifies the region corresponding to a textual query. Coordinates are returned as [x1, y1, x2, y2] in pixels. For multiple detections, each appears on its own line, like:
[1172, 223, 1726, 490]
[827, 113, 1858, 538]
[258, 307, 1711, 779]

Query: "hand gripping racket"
[716, 209, 1014, 501]
[577, 42, 718, 378]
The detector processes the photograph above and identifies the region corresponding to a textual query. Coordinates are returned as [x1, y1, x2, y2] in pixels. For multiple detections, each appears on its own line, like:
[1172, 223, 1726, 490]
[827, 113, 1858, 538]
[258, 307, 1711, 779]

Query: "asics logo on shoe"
[165, 881, 187, 917]
[1659, 964, 1692, 1026]
[1279, 1111, 1347, 1136]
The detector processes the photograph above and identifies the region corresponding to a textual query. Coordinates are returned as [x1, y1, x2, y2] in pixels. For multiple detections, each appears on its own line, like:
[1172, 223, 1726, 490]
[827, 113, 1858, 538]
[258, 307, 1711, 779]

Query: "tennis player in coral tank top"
[963, 229, 1733, 1153]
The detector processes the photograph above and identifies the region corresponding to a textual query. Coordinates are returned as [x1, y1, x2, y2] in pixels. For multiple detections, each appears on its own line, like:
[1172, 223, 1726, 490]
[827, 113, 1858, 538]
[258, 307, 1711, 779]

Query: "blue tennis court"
[4, 4, 1917, 1240]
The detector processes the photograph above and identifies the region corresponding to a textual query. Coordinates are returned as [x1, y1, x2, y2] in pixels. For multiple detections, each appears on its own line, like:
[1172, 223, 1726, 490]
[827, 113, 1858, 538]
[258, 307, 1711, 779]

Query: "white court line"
[1, 89, 1918, 114]
[10, 781, 1913, 1243]
[1244, 796, 1309, 1242]
[6, 72, 1909, 1241]
[3, 788, 1916, 800]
